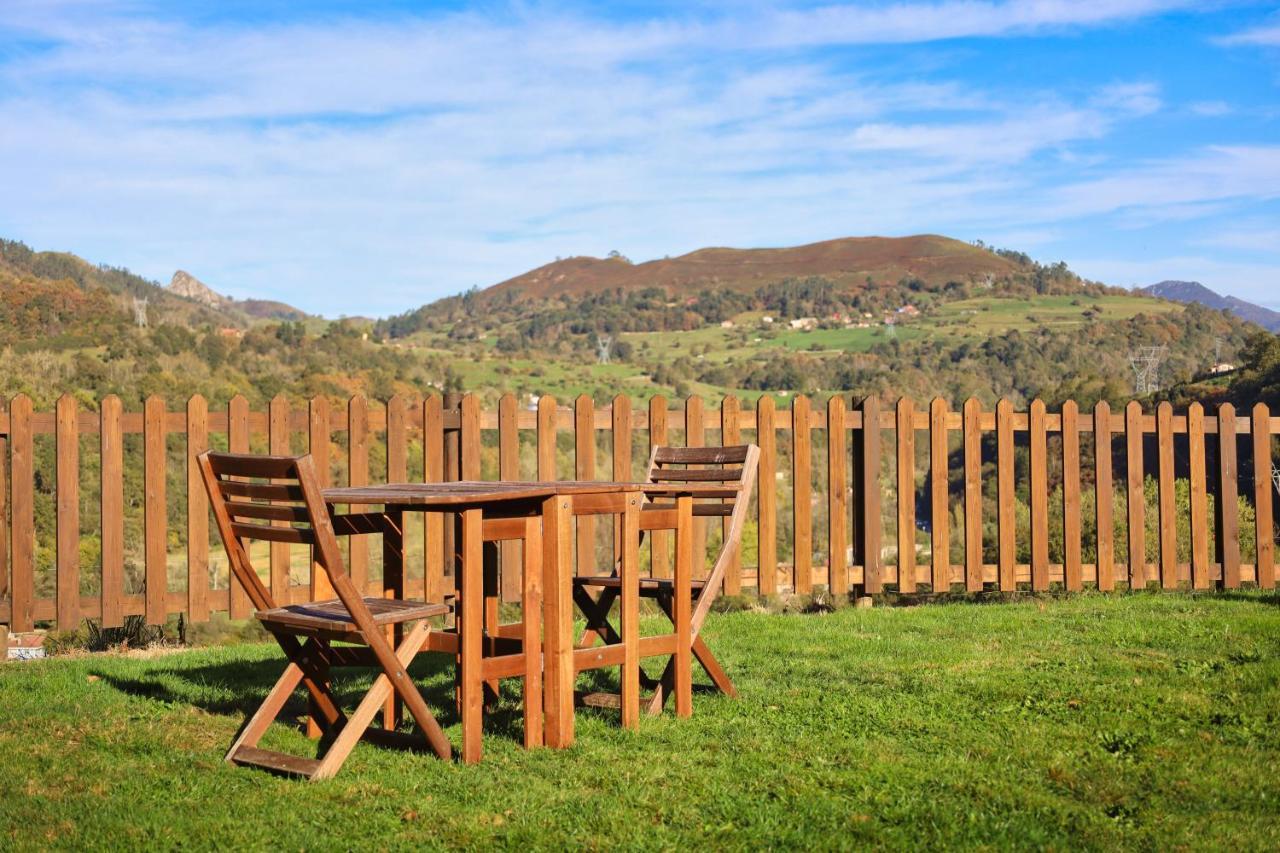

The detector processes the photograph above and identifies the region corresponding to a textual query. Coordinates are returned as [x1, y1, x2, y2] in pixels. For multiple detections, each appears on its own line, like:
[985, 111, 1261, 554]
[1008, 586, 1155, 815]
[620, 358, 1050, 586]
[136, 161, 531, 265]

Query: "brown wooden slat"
[144, 396, 167, 624]
[1029, 399, 1049, 591]
[827, 395, 848, 597]
[460, 394, 481, 480]
[1125, 400, 1146, 590]
[9, 396, 34, 631]
[720, 395, 743, 594]
[227, 395, 251, 619]
[498, 393, 521, 602]
[575, 394, 596, 578]
[860, 396, 882, 594]
[755, 395, 776, 594]
[1217, 403, 1240, 588]
[896, 397, 916, 593]
[537, 394, 558, 481]
[226, 501, 311, 523]
[231, 746, 322, 778]
[422, 395, 444, 603]
[996, 398, 1015, 591]
[649, 468, 745, 482]
[187, 395, 209, 622]
[218, 480, 306, 502]
[1061, 400, 1082, 591]
[56, 394, 80, 629]
[653, 445, 750, 464]
[1094, 400, 1115, 591]
[686, 395, 707, 580]
[1156, 401, 1178, 589]
[1188, 402, 1210, 590]
[268, 395, 290, 601]
[348, 396, 369, 591]
[442, 392, 461, 580]
[232, 522, 317, 544]
[309, 396, 335, 601]
[963, 398, 983, 592]
[0, 405, 6, 611]
[792, 395, 812, 594]
[929, 397, 949, 592]
[1252, 402, 1274, 589]
[97, 395, 124, 628]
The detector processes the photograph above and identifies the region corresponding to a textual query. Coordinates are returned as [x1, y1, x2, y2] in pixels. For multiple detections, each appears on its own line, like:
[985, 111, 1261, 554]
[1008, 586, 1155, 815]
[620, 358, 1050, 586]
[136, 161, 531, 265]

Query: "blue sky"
[1, 1, 1278, 317]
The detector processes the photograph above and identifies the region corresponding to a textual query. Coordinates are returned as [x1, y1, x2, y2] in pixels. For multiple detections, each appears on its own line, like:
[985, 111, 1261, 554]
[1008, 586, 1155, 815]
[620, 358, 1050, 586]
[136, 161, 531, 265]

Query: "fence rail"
[1, 391, 1276, 650]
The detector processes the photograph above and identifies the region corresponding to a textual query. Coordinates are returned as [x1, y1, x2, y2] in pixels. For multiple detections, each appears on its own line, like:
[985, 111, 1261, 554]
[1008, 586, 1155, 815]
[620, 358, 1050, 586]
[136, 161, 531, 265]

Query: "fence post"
[826, 395, 847, 598]
[9, 395, 32, 632]
[1217, 402, 1240, 588]
[1125, 400, 1146, 589]
[309, 396, 335, 601]
[963, 397, 983, 592]
[187, 394, 209, 622]
[443, 391, 461, 580]
[268, 394, 290, 600]
[648, 396, 670, 580]
[613, 395, 634, 571]
[1061, 400, 1082, 592]
[996, 398, 1015, 592]
[1029, 399, 1049, 592]
[896, 397, 916, 593]
[144, 396, 167, 624]
[422, 394, 445, 603]
[929, 397, 949, 593]
[859, 396, 882, 594]
[756, 396, 776, 595]
[1188, 402, 1210, 590]
[722, 395, 742, 595]
[499, 393, 521, 601]
[228, 395, 250, 619]
[575, 394, 596, 577]
[349, 395, 369, 592]
[1156, 401, 1178, 589]
[1094, 400, 1115, 591]
[792, 395, 812, 594]
[686, 395, 707, 579]
[1252, 402, 1274, 589]
[56, 394, 80, 630]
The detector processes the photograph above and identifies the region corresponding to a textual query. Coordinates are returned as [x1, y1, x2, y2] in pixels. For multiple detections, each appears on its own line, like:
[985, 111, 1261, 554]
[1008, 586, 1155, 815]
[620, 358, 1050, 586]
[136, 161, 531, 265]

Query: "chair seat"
[257, 597, 450, 634]
[573, 575, 706, 595]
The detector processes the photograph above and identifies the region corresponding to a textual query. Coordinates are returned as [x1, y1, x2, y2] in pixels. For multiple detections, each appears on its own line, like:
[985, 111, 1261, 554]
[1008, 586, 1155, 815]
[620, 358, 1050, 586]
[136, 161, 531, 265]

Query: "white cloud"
[1215, 23, 1280, 47]
[1189, 100, 1232, 116]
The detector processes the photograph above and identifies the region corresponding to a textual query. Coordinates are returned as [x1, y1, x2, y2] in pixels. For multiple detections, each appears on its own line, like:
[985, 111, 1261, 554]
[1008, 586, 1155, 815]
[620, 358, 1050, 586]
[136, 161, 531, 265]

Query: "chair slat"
[219, 479, 307, 502]
[225, 501, 312, 523]
[653, 445, 750, 464]
[650, 467, 745, 482]
[207, 452, 305, 479]
[645, 502, 735, 517]
[231, 521, 316, 545]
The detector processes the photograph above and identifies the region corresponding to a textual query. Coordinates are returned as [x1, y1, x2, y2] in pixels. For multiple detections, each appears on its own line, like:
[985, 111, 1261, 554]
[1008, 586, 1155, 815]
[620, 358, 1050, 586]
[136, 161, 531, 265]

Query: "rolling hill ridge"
[1140, 280, 1280, 332]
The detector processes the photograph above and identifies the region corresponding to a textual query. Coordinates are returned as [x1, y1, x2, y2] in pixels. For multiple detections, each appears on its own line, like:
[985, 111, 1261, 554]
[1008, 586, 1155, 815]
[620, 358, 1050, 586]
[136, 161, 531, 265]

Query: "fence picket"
[929, 397, 949, 592]
[187, 395, 209, 621]
[1094, 400, 1115, 591]
[996, 398, 1015, 591]
[792, 395, 812, 594]
[228, 395, 250, 619]
[1029, 399, 1049, 591]
[56, 394, 80, 629]
[687, 395, 708, 579]
[422, 395, 445, 603]
[859, 396, 882, 594]
[1217, 403, 1240, 588]
[648, 396, 670, 580]
[9, 396, 33, 632]
[1061, 400, 1082, 591]
[1252, 403, 1274, 589]
[144, 396, 167, 624]
[348, 396, 369, 592]
[499, 393, 521, 601]
[827, 395, 848, 597]
[269, 395, 290, 600]
[896, 398, 916, 593]
[963, 398, 982, 592]
[721, 395, 742, 595]
[1125, 400, 1146, 589]
[1188, 402, 1210, 590]
[308, 397, 334, 600]
[1157, 401, 1178, 589]
[100, 396, 124, 627]
[756, 396, 776, 594]
[575, 395, 596, 578]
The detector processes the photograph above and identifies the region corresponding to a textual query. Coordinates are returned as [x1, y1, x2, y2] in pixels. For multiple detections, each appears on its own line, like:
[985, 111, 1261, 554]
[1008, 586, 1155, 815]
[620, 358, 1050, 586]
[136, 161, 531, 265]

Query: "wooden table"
[322, 480, 646, 763]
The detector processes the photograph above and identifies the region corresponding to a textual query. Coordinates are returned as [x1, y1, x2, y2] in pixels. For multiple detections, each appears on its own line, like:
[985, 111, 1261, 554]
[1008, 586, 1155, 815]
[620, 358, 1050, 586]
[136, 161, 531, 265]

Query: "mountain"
[1140, 281, 1280, 332]
[166, 270, 308, 321]
[483, 234, 1026, 302]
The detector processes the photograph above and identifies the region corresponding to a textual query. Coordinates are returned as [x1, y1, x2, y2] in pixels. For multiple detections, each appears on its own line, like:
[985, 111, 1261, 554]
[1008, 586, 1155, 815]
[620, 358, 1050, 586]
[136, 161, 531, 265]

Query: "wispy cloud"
[1215, 22, 1280, 47]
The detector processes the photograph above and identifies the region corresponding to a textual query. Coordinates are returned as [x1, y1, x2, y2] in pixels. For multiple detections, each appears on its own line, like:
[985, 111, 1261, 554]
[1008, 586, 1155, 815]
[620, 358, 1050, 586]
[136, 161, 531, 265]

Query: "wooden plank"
[1061, 400, 1082, 591]
[56, 394, 80, 629]
[0, 403, 6, 614]
[1188, 402, 1210, 590]
[1156, 401, 1178, 589]
[1252, 403, 1274, 589]
[575, 395, 596, 578]
[387, 394, 408, 486]
[99, 396, 125, 627]
[792, 395, 812, 594]
[227, 395, 251, 619]
[348, 396, 369, 592]
[442, 392, 461, 581]
[896, 398, 916, 593]
[422, 395, 445, 604]
[755, 396, 776, 594]
[686, 395, 707, 580]
[187, 395, 209, 621]
[1125, 400, 1146, 589]
[996, 398, 1015, 592]
[673, 494, 693, 718]
[308, 396, 335, 601]
[460, 394, 481, 480]
[721, 395, 743, 595]
[620, 494, 640, 731]
[1029, 399, 1049, 591]
[537, 395, 558, 481]
[269, 395, 290, 601]
[963, 397, 983, 592]
[542, 494, 574, 748]
[460, 506, 484, 764]
[929, 397, 949, 593]
[613, 394, 633, 584]
[827, 395, 848, 597]
[1217, 403, 1240, 588]
[498, 393, 521, 602]
[144, 396, 167, 624]
[1094, 400, 1115, 591]
[860, 396, 882, 594]
[9, 396, 33, 632]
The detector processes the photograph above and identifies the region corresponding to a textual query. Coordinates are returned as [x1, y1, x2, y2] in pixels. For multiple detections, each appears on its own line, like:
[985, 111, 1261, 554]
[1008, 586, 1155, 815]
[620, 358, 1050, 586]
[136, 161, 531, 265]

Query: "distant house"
[217, 327, 244, 340]
[720, 320, 735, 329]
[897, 304, 920, 317]
[789, 317, 818, 331]
[1210, 363, 1237, 376]
[761, 316, 774, 324]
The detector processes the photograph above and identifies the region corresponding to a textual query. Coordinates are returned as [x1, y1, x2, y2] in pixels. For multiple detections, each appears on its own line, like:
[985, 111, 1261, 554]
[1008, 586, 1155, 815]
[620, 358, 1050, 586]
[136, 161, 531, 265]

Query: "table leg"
[383, 509, 404, 731]
[620, 494, 641, 731]
[521, 516, 544, 748]
[542, 494, 574, 749]
[461, 507, 484, 764]
[674, 495, 693, 719]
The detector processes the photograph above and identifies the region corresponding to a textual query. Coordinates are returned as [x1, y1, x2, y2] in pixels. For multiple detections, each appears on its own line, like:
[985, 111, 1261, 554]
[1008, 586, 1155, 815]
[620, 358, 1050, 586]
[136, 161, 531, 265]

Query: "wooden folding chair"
[574, 444, 759, 715]
[199, 451, 452, 779]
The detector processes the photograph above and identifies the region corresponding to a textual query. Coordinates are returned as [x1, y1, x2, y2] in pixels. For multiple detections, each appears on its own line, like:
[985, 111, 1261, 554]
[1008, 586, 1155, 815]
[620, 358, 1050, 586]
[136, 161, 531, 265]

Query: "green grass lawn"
[3, 593, 1278, 850]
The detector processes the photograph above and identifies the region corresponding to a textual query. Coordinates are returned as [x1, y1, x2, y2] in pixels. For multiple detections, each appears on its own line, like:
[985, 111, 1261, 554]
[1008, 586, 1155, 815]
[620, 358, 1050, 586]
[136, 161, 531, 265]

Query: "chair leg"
[574, 585, 618, 648]
[226, 661, 306, 761]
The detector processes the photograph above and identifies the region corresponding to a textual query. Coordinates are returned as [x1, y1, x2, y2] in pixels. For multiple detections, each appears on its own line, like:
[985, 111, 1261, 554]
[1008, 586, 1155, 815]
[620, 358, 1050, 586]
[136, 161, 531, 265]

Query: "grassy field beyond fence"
[1, 593, 1278, 850]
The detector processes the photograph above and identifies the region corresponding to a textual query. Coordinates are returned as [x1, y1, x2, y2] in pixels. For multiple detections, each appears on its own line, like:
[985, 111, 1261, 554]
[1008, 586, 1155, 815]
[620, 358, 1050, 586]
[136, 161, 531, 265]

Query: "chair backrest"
[198, 451, 347, 613]
[645, 444, 760, 628]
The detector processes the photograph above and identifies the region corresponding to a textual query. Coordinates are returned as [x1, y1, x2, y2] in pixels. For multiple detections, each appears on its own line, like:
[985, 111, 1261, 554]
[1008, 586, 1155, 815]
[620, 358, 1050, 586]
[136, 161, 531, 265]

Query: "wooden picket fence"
[0, 391, 1276, 650]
